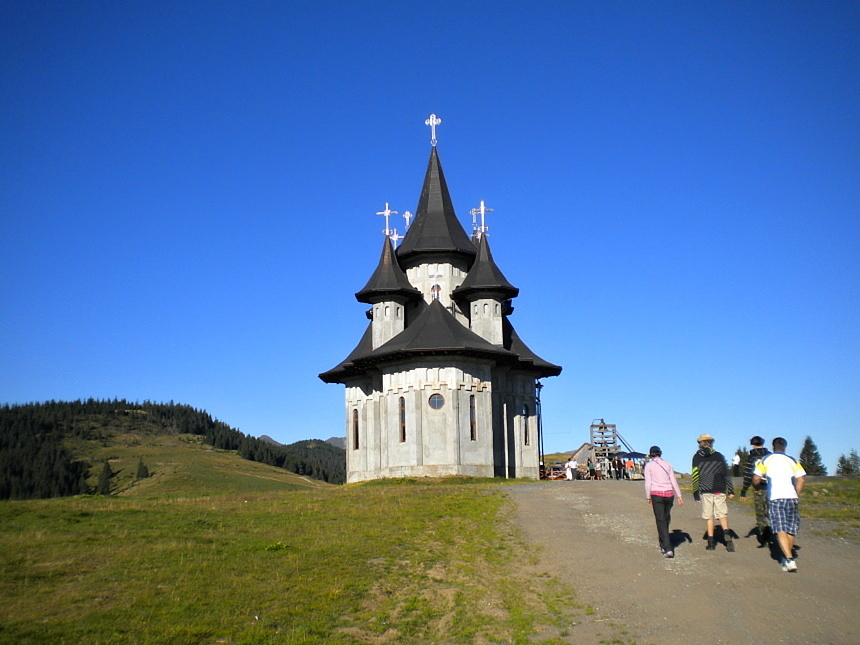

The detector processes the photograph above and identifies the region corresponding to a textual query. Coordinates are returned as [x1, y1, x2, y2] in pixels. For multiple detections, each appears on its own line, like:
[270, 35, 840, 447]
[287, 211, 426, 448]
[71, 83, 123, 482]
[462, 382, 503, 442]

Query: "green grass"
[0, 479, 587, 644]
[74, 432, 332, 496]
[799, 479, 860, 534]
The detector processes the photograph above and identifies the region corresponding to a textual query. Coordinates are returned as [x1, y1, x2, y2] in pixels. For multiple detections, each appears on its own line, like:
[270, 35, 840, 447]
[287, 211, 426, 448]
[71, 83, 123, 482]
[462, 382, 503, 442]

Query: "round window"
[428, 393, 445, 410]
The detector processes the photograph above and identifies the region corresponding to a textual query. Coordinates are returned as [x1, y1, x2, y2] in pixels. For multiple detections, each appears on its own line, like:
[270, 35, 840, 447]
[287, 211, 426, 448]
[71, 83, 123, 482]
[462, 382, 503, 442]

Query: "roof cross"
[470, 200, 493, 238]
[402, 210, 413, 231]
[425, 113, 442, 146]
[376, 202, 398, 237]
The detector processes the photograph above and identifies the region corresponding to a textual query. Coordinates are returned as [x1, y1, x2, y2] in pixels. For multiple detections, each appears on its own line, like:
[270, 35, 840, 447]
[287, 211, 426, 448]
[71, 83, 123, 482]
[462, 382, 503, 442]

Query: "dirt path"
[508, 480, 859, 645]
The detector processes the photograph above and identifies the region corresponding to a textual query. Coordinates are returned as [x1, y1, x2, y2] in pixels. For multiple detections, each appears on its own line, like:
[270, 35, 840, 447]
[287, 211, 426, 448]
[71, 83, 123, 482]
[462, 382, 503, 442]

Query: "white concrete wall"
[469, 297, 504, 345]
[344, 361, 540, 483]
[371, 300, 406, 350]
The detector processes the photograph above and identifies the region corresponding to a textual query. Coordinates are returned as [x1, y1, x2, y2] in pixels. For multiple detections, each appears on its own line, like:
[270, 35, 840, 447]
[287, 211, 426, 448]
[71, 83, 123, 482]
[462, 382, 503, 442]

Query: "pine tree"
[136, 458, 149, 480]
[799, 436, 827, 476]
[97, 460, 113, 495]
[836, 449, 859, 476]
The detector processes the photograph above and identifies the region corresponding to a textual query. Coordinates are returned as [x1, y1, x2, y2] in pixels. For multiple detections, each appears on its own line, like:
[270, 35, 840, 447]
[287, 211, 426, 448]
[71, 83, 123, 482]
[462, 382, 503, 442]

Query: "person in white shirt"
[564, 456, 578, 481]
[753, 437, 806, 572]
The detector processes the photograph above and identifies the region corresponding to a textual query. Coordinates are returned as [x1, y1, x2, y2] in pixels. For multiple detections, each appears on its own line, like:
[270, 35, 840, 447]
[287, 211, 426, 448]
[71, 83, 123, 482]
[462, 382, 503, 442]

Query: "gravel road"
[508, 479, 859, 645]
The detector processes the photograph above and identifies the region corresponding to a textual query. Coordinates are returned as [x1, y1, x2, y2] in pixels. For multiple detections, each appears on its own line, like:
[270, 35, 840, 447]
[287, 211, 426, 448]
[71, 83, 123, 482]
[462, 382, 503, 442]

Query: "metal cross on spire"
[376, 202, 398, 237]
[470, 200, 493, 238]
[402, 210, 413, 231]
[425, 113, 442, 146]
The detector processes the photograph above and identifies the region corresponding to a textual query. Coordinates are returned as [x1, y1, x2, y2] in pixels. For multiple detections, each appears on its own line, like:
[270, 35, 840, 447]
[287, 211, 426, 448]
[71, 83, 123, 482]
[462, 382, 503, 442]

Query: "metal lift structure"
[589, 419, 636, 463]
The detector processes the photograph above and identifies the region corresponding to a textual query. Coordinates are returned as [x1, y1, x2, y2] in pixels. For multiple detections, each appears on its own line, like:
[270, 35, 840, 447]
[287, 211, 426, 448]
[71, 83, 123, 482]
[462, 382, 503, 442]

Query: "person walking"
[644, 446, 684, 558]
[564, 456, 577, 481]
[739, 436, 771, 546]
[692, 433, 736, 552]
[612, 455, 624, 480]
[753, 437, 806, 572]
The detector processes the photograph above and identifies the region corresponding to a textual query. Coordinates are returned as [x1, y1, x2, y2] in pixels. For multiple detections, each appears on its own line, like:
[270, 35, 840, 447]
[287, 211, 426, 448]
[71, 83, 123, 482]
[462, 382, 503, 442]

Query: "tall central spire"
[396, 146, 476, 264]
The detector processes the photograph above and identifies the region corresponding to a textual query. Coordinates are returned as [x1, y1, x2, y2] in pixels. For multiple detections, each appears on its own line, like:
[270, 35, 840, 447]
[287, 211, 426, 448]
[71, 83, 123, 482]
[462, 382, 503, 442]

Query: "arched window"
[469, 395, 477, 441]
[522, 404, 530, 446]
[352, 409, 359, 450]
[399, 397, 406, 442]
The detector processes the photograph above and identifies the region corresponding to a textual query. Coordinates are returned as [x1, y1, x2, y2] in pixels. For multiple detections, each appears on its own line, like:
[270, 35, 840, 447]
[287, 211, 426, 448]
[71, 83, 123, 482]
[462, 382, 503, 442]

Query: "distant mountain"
[326, 436, 346, 449]
[259, 434, 282, 446]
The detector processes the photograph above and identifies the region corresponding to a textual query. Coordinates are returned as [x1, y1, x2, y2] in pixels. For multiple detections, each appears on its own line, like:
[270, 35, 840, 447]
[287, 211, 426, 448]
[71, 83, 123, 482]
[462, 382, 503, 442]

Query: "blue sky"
[2, 2, 858, 474]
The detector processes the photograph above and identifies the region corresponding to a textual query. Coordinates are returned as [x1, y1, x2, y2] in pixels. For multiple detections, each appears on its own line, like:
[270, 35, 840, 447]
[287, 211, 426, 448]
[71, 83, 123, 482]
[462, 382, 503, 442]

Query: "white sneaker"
[785, 559, 798, 572]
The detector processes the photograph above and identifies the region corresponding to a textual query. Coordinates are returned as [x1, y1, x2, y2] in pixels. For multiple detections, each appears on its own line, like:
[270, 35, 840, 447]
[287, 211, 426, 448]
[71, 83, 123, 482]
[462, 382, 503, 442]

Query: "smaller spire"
[355, 236, 421, 304]
[452, 234, 518, 301]
[425, 113, 442, 147]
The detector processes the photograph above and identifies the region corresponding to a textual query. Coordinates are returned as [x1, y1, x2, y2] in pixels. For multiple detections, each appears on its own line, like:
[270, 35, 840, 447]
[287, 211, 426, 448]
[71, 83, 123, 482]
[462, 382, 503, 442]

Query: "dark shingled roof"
[319, 300, 562, 383]
[355, 236, 422, 304]
[365, 299, 513, 359]
[452, 234, 519, 301]
[319, 322, 373, 383]
[396, 147, 476, 264]
[503, 318, 562, 378]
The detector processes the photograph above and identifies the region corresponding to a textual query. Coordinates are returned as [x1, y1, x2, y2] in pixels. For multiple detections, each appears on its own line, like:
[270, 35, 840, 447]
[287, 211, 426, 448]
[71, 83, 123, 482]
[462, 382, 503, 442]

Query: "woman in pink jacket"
[644, 446, 684, 558]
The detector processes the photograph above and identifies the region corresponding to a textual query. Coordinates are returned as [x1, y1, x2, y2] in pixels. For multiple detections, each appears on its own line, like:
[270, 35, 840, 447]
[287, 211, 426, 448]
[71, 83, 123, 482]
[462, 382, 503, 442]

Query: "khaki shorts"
[701, 493, 728, 520]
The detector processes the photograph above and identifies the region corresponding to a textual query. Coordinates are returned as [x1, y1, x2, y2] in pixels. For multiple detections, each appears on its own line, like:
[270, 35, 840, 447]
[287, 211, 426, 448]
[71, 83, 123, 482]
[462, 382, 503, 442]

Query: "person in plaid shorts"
[753, 437, 806, 572]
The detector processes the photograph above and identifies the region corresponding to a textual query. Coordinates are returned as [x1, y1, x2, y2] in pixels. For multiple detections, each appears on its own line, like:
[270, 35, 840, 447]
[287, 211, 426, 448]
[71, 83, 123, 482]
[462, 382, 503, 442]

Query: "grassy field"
[1, 438, 589, 645]
[798, 478, 860, 539]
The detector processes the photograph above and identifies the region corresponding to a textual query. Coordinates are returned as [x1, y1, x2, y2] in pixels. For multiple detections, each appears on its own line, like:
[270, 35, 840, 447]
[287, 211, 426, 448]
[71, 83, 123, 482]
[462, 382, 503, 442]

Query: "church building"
[320, 117, 561, 483]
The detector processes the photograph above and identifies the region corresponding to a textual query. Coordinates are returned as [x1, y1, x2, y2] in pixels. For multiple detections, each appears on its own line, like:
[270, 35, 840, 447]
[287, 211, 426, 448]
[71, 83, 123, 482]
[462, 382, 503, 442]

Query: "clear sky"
[2, 2, 858, 474]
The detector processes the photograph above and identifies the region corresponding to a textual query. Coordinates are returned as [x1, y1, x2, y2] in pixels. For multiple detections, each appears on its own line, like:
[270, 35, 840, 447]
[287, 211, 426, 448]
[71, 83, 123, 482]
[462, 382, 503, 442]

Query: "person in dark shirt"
[740, 436, 771, 546]
[692, 433, 735, 552]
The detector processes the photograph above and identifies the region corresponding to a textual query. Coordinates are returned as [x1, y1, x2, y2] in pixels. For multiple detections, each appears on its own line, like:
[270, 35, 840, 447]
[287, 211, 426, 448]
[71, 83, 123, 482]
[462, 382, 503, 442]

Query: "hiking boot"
[725, 539, 735, 552]
[706, 537, 716, 550]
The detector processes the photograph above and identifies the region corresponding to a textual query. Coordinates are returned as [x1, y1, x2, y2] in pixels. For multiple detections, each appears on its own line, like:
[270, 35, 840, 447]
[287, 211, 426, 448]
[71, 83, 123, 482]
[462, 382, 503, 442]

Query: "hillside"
[0, 399, 345, 499]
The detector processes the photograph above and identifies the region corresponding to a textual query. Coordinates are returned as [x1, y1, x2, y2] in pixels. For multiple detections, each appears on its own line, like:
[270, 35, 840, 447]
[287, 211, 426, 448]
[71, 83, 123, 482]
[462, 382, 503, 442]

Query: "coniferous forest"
[0, 399, 345, 499]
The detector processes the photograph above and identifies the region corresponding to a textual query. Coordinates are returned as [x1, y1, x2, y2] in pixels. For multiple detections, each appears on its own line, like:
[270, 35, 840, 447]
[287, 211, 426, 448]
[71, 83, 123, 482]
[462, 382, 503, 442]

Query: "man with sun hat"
[692, 433, 735, 552]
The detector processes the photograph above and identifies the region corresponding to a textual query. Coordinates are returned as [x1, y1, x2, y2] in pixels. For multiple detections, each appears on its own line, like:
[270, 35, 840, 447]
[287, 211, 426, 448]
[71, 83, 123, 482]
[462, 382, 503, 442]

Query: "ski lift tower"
[590, 419, 619, 463]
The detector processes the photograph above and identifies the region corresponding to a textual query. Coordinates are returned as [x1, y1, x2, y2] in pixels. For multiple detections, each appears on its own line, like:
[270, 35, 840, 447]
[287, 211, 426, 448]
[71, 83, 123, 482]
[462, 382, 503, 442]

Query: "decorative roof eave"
[355, 236, 422, 304]
[318, 323, 373, 384]
[396, 147, 476, 265]
[503, 318, 563, 378]
[318, 301, 563, 384]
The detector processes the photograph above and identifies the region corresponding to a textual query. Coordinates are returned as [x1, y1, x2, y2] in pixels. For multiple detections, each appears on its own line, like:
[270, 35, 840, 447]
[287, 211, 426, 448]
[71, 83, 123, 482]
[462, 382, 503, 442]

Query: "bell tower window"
[470, 395, 477, 441]
[352, 409, 359, 450]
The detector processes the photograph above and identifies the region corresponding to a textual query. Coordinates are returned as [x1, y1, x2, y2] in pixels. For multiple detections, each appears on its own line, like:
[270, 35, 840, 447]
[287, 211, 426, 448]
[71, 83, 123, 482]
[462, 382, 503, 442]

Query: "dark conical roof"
[366, 299, 513, 359]
[318, 300, 563, 383]
[355, 236, 422, 304]
[452, 234, 519, 301]
[396, 147, 476, 264]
